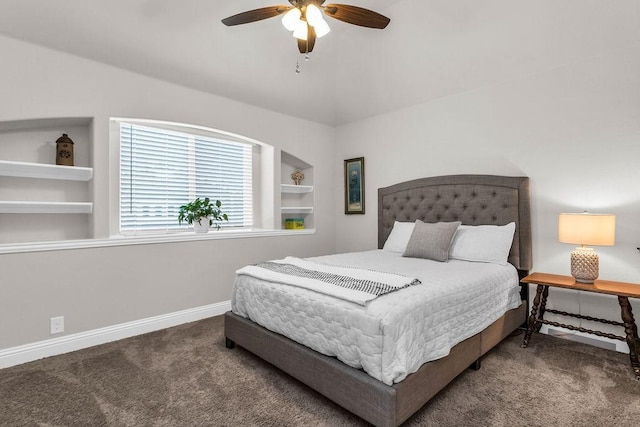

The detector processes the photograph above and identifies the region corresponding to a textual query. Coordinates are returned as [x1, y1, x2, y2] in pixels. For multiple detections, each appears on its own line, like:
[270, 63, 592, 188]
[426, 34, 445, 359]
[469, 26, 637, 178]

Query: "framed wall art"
[344, 157, 365, 214]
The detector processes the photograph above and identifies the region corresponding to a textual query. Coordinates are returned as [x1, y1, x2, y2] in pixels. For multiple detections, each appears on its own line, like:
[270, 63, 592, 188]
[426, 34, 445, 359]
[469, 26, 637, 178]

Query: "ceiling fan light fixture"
[222, 2, 390, 56]
[305, 4, 324, 27]
[312, 18, 330, 38]
[292, 19, 308, 41]
[281, 7, 301, 31]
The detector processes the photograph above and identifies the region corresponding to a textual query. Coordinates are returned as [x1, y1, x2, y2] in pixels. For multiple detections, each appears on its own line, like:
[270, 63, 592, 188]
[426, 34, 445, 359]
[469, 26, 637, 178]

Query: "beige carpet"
[1, 315, 639, 426]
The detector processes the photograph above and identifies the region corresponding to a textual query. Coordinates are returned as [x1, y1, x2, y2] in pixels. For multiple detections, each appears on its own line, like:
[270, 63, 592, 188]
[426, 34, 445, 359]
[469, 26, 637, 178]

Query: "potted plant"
[178, 197, 228, 233]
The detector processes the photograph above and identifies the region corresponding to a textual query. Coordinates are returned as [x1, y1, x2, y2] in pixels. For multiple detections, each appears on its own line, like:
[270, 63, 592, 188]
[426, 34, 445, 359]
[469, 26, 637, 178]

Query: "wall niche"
[0, 117, 94, 245]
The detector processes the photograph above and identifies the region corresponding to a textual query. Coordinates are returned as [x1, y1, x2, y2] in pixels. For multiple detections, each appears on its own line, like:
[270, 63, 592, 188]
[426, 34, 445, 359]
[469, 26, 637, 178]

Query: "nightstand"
[520, 272, 640, 380]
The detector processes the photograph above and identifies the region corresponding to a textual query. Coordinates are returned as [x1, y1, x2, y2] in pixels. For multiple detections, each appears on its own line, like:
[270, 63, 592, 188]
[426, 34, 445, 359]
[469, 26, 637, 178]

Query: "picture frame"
[344, 157, 365, 214]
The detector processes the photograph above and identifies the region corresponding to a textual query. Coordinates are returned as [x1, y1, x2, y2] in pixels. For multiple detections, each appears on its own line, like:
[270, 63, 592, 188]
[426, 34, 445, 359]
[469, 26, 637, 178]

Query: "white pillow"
[449, 222, 516, 265]
[382, 221, 416, 253]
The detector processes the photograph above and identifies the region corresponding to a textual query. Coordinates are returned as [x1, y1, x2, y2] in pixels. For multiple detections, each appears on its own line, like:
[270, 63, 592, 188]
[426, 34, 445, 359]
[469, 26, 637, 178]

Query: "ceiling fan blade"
[323, 4, 390, 29]
[297, 24, 316, 53]
[221, 6, 291, 26]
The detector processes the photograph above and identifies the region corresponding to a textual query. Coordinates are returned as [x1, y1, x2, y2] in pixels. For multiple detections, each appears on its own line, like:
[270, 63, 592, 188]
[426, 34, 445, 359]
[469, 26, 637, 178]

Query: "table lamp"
[558, 212, 615, 283]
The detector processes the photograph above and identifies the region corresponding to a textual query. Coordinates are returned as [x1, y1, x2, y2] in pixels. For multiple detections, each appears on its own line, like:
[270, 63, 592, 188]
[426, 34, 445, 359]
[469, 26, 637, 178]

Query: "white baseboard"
[0, 300, 231, 369]
[541, 325, 630, 353]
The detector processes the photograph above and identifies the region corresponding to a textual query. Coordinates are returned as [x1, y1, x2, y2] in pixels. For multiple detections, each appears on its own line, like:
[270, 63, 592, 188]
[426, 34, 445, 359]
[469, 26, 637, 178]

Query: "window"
[119, 122, 253, 233]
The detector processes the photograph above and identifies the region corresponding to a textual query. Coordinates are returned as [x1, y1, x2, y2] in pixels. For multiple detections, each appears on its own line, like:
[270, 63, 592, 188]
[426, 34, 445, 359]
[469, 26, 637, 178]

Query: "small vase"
[193, 217, 210, 233]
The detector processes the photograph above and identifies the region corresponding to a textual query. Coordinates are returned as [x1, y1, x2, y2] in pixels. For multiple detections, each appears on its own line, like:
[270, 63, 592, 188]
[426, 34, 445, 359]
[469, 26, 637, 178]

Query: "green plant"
[178, 197, 228, 230]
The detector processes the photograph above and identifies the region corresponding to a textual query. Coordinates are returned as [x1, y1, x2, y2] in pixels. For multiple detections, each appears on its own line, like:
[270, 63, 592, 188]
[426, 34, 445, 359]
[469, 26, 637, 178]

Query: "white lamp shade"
[558, 213, 615, 246]
[306, 4, 324, 27]
[313, 18, 330, 38]
[282, 8, 301, 31]
[292, 20, 308, 40]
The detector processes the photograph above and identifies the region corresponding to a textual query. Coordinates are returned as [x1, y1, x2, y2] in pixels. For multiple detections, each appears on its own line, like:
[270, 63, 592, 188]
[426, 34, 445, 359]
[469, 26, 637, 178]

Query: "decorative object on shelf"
[559, 212, 616, 283]
[285, 217, 305, 230]
[344, 157, 365, 214]
[291, 169, 305, 185]
[178, 197, 228, 233]
[55, 133, 74, 166]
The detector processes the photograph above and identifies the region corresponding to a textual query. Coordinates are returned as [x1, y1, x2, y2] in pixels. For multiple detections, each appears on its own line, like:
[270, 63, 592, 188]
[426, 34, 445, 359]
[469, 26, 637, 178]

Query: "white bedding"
[231, 250, 522, 385]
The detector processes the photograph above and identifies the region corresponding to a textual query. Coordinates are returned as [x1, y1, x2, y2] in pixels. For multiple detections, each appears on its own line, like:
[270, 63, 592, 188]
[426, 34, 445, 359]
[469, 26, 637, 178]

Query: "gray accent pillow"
[402, 220, 462, 262]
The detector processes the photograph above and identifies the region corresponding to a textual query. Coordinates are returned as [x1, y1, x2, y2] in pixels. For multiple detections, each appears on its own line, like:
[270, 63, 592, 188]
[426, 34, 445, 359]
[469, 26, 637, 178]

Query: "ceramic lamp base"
[570, 246, 599, 284]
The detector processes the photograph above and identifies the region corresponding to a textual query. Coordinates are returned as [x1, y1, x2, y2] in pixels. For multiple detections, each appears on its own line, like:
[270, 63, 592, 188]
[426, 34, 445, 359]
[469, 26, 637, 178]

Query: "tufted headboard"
[378, 175, 532, 271]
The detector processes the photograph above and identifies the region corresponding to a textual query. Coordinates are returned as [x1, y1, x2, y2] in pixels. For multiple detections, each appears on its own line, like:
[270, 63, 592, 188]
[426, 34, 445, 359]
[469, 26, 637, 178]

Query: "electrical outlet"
[50, 316, 64, 335]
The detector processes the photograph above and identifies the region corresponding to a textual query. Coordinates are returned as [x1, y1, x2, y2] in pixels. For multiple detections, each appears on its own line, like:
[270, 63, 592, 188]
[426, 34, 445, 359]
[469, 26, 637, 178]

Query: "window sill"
[0, 228, 317, 255]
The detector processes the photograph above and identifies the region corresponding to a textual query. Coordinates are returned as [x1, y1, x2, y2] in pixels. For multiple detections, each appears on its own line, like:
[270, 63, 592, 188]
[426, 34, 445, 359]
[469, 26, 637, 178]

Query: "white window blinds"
[120, 123, 253, 232]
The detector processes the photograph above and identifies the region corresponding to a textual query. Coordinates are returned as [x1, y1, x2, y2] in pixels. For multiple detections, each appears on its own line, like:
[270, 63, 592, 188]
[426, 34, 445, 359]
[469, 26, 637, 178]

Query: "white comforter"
[231, 250, 521, 385]
[236, 256, 420, 305]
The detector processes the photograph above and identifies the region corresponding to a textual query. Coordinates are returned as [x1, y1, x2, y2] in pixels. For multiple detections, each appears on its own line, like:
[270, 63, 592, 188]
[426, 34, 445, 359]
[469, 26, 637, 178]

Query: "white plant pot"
[193, 217, 210, 233]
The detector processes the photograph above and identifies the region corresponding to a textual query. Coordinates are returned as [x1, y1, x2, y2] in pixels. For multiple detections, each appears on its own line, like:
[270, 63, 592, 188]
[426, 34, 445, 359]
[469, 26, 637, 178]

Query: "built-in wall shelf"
[0, 117, 94, 243]
[280, 151, 314, 229]
[0, 160, 93, 181]
[281, 184, 313, 194]
[280, 207, 314, 215]
[0, 201, 93, 214]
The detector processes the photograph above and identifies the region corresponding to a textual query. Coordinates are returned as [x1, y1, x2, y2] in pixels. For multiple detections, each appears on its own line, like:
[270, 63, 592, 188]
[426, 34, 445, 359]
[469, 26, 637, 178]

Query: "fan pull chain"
[295, 40, 310, 74]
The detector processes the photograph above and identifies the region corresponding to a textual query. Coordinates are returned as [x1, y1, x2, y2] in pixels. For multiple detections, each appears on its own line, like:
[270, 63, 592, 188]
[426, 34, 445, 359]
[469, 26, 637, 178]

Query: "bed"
[225, 174, 532, 426]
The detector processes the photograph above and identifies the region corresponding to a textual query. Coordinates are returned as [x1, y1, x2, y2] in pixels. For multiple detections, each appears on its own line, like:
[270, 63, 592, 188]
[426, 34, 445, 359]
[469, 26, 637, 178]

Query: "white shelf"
[281, 184, 313, 194]
[0, 160, 93, 181]
[281, 207, 314, 214]
[0, 201, 93, 214]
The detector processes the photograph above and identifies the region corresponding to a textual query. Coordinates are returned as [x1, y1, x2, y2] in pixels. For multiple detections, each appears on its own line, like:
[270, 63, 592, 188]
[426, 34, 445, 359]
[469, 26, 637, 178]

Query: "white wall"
[0, 35, 336, 350]
[334, 38, 640, 345]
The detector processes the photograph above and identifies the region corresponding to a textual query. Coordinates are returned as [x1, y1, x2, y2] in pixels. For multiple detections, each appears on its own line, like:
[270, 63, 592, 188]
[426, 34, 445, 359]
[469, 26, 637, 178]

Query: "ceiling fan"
[221, 0, 390, 54]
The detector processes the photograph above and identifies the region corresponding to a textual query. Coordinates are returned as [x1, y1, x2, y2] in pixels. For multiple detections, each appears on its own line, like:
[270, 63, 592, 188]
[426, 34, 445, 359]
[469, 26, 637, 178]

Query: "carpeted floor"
[1, 315, 639, 426]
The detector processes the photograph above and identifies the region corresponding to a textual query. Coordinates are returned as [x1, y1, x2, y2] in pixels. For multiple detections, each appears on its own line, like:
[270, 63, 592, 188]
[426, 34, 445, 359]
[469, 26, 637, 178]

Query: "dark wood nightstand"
[520, 272, 640, 380]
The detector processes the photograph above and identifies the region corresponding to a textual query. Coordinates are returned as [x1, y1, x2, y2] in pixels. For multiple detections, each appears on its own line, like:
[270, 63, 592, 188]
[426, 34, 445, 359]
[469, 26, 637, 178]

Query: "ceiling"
[0, 1, 638, 126]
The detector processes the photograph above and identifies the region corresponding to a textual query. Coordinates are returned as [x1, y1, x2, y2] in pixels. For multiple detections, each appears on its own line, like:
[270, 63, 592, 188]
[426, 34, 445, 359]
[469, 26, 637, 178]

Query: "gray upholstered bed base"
[225, 175, 532, 426]
[225, 304, 526, 427]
